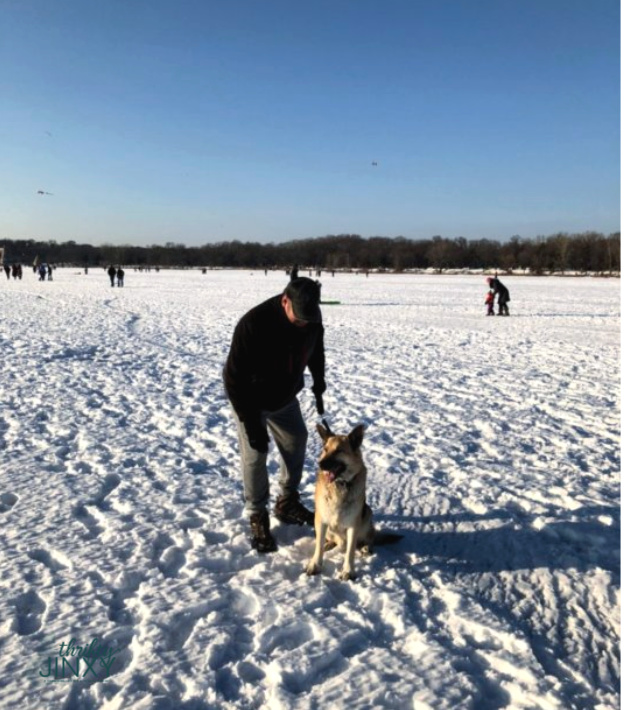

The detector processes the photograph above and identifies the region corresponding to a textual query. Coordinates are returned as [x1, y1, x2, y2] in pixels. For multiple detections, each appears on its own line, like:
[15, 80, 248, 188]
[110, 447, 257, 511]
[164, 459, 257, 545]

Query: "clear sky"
[1, 0, 620, 246]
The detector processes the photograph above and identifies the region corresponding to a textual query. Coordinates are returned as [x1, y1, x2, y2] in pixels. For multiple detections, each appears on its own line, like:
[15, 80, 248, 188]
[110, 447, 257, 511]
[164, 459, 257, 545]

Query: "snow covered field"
[0, 268, 620, 710]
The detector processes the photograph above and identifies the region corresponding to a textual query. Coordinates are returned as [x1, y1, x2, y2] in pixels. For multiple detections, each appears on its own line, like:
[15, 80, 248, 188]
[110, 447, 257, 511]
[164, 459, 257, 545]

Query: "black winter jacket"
[223, 295, 325, 424]
[492, 277, 510, 303]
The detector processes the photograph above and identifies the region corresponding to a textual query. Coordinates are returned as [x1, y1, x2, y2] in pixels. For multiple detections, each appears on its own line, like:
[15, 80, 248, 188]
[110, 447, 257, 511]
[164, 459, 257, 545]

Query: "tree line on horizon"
[0, 231, 620, 274]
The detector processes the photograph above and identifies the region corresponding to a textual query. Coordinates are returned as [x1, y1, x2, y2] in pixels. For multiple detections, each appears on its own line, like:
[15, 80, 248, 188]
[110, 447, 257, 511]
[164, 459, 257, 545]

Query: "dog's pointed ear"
[317, 423, 331, 442]
[348, 424, 365, 451]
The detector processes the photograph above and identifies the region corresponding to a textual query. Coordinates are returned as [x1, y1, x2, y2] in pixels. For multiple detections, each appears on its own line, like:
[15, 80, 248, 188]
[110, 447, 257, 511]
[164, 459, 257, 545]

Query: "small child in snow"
[485, 289, 495, 316]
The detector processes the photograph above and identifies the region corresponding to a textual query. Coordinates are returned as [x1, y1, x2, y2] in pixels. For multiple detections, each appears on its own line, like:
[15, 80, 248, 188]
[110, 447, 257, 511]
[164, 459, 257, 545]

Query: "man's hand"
[244, 418, 269, 453]
[314, 392, 324, 415]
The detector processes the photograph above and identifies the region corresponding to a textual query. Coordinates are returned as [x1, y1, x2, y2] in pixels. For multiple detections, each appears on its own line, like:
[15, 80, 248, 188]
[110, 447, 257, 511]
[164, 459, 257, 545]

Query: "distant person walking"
[116, 267, 125, 287]
[108, 265, 116, 287]
[487, 276, 510, 316]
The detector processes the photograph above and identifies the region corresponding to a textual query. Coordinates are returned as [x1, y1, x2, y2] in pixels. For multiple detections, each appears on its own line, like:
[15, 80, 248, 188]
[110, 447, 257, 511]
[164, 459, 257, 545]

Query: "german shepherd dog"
[306, 422, 399, 581]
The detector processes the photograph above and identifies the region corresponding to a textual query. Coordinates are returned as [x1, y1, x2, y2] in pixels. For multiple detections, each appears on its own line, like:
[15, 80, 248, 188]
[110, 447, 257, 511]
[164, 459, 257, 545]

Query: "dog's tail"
[373, 531, 403, 546]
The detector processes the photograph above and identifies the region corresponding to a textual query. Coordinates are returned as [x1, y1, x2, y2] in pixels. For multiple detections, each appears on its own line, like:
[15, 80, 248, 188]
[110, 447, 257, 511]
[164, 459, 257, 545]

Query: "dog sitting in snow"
[306, 422, 399, 581]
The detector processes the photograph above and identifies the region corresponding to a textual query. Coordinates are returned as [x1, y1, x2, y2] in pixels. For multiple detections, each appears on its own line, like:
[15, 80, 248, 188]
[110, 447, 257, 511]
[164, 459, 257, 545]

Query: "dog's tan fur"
[305, 423, 374, 581]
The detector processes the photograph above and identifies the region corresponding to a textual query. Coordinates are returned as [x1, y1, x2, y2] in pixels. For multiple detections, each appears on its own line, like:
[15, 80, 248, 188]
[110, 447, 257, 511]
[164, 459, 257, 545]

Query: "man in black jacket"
[488, 275, 511, 316]
[223, 277, 326, 553]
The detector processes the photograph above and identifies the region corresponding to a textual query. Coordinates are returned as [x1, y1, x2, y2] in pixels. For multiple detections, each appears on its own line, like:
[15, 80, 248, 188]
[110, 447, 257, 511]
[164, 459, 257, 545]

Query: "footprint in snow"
[164, 600, 224, 652]
[72, 503, 104, 539]
[12, 590, 47, 636]
[89, 473, 121, 508]
[27, 547, 72, 573]
[178, 509, 205, 531]
[157, 545, 187, 578]
[258, 618, 314, 655]
[151, 531, 175, 563]
[0, 492, 18, 513]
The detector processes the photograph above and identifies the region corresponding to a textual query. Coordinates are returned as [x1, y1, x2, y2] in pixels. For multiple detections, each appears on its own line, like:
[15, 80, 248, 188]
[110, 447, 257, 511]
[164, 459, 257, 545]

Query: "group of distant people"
[3, 262, 53, 281]
[485, 275, 510, 316]
[37, 263, 54, 281]
[3, 263, 23, 280]
[2, 262, 55, 281]
[288, 264, 325, 280]
[2, 262, 128, 287]
[107, 265, 125, 287]
[5, 261, 509, 318]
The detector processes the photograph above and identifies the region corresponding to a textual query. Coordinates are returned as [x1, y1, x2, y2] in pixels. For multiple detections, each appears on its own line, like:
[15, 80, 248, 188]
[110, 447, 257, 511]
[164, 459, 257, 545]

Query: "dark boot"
[274, 494, 314, 526]
[250, 510, 277, 553]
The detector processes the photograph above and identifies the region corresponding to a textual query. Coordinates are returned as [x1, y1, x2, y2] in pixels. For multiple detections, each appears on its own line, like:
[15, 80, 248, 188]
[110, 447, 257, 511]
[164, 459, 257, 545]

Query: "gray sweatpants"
[231, 398, 308, 515]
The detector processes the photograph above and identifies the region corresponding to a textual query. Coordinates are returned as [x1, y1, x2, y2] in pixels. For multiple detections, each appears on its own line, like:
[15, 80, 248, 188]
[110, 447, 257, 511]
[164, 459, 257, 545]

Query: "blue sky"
[1, 0, 620, 246]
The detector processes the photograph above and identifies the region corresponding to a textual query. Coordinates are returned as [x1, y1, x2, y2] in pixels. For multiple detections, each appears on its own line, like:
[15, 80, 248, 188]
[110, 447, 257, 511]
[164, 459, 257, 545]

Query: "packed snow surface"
[0, 268, 620, 710]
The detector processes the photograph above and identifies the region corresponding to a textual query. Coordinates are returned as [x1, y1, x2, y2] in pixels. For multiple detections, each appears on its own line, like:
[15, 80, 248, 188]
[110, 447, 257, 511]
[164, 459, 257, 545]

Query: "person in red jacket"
[485, 289, 495, 316]
[223, 277, 326, 553]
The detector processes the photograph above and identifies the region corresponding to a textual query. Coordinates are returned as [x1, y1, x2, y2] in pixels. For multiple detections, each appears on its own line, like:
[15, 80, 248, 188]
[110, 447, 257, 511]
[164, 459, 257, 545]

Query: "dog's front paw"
[305, 560, 321, 576]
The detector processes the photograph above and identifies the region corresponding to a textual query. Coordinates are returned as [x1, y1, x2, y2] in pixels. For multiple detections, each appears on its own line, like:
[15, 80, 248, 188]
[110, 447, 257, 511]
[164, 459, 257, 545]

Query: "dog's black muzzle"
[319, 456, 346, 481]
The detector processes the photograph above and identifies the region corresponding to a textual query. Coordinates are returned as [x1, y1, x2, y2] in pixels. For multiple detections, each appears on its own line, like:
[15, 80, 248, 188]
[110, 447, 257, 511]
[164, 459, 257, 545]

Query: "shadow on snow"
[379, 504, 620, 574]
